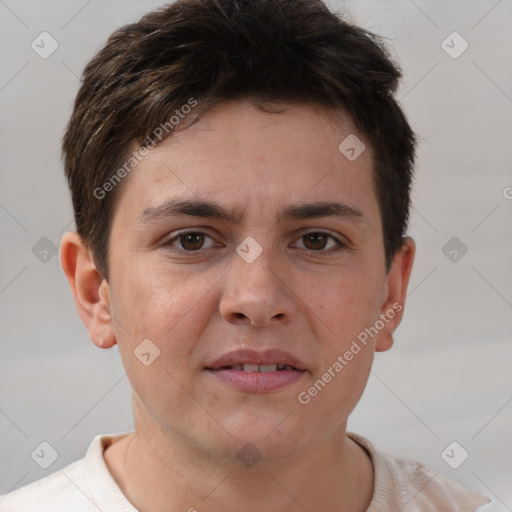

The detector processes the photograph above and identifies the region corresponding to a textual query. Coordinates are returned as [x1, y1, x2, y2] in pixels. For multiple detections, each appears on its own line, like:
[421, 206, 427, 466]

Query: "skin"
[61, 100, 415, 512]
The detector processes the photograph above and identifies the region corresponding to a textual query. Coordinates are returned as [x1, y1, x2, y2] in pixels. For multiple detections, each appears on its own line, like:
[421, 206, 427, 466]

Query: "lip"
[205, 349, 308, 393]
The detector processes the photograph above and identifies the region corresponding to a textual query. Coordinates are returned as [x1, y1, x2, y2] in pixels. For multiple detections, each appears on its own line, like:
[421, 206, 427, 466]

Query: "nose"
[219, 248, 298, 328]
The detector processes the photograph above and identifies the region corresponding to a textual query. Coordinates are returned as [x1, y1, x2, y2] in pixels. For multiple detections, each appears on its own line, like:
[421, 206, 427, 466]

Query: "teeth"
[233, 364, 290, 372]
[243, 364, 260, 372]
[214, 364, 296, 371]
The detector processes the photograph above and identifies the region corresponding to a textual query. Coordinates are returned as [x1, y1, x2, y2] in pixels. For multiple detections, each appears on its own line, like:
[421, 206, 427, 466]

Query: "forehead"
[113, 101, 378, 225]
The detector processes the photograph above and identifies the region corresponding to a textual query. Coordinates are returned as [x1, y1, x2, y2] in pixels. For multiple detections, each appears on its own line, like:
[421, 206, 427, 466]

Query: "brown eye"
[293, 232, 345, 253]
[178, 232, 205, 251]
[165, 231, 217, 253]
[303, 233, 329, 250]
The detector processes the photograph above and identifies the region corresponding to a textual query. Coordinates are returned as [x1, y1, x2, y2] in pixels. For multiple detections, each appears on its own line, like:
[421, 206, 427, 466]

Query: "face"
[96, 101, 409, 460]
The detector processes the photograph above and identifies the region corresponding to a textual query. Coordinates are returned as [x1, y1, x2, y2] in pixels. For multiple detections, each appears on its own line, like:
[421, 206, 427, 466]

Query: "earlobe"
[60, 232, 117, 349]
[375, 237, 416, 352]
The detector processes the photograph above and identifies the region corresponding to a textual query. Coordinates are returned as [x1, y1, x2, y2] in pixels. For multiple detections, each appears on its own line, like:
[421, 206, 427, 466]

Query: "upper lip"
[206, 349, 307, 371]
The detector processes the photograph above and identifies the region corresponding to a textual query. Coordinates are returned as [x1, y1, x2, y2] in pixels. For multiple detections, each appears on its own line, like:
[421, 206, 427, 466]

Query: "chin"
[210, 412, 313, 463]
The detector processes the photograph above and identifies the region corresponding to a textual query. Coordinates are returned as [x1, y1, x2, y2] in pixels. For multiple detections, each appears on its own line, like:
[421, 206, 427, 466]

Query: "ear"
[375, 237, 416, 352]
[60, 232, 116, 349]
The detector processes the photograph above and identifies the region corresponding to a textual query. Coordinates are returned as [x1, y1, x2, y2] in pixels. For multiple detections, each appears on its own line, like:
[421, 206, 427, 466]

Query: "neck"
[105, 418, 374, 512]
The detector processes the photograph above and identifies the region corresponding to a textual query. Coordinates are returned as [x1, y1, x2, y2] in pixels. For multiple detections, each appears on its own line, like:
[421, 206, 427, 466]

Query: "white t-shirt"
[0, 431, 491, 511]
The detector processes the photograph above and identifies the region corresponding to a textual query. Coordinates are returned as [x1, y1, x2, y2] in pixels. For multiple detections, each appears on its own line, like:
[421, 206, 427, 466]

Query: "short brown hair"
[62, 0, 415, 280]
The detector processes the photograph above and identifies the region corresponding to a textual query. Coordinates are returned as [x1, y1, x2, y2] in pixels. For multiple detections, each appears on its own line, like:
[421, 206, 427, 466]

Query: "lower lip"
[206, 369, 306, 392]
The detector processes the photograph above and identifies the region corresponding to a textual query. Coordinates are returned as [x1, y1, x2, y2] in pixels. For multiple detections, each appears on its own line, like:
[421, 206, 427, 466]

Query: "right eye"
[163, 231, 219, 253]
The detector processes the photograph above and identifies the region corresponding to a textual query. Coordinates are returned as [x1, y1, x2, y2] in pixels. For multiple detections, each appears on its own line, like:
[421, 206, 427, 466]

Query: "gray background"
[1, 0, 511, 509]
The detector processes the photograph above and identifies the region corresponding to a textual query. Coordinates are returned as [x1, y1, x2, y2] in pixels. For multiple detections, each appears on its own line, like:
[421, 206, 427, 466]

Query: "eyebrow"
[138, 198, 366, 226]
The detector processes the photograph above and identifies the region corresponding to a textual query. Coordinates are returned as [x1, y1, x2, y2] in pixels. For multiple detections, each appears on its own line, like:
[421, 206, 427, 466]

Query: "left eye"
[293, 232, 343, 251]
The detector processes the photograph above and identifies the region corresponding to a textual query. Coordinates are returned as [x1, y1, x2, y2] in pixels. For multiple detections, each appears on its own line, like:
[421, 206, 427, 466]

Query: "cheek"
[302, 263, 385, 345]
[309, 264, 383, 415]
[109, 269, 213, 426]
[113, 262, 208, 333]
[110, 263, 224, 381]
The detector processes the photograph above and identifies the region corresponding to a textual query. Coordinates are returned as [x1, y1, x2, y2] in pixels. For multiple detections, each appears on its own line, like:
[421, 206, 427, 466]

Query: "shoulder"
[0, 432, 136, 512]
[0, 458, 93, 512]
[348, 432, 492, 512]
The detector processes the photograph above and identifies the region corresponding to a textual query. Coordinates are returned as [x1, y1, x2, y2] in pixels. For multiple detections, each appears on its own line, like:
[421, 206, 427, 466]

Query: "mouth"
[210, 363, 299, 372]
[205, 349, 307, 392]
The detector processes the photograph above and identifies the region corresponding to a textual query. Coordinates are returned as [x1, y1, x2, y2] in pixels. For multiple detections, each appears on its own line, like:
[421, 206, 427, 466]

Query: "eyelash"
[162, 230, 347, 256]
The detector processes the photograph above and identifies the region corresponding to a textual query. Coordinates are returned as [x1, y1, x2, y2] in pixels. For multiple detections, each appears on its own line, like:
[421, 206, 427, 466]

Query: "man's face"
[106, 101, 396, 460]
